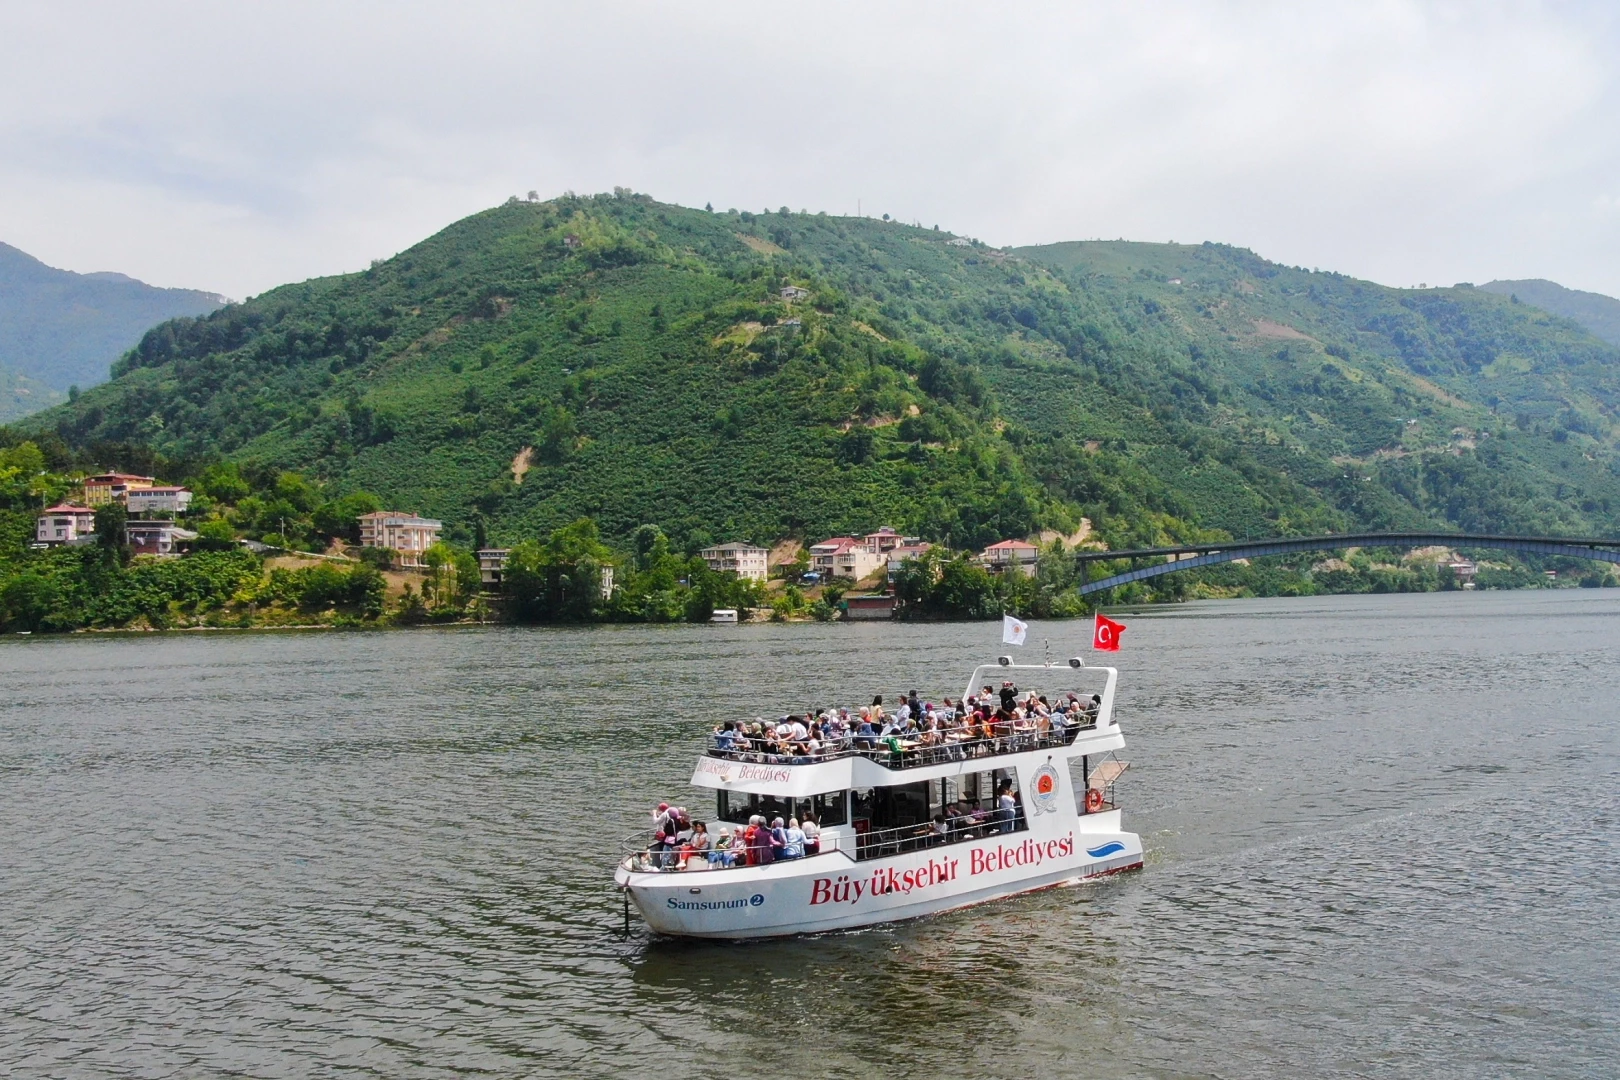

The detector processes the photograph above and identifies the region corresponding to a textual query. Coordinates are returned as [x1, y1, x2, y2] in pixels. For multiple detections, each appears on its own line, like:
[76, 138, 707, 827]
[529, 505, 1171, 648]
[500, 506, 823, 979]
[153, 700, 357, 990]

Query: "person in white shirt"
[997, 783, 1018, 833]
[801, 814, 821, 855]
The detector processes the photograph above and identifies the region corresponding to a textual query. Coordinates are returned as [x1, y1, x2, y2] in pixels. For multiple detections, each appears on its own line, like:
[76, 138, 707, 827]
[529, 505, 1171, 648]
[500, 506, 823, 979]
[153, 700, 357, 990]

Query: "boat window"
[716, 790, 795, 825]
[852, 781, 931, 832]
[718, 789, 848, 827]
[850, 787, 876, 834]
[808, 790, 848, 827]
[949, 769, 1017, 814]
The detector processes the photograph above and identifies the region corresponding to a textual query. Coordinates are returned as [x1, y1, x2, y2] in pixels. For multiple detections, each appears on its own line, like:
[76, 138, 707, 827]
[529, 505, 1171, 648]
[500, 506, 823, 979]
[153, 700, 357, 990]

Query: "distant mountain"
[0, 242, 225, 413]
[23, 194, 1620, 551]
[1480, 278, 1620, 346]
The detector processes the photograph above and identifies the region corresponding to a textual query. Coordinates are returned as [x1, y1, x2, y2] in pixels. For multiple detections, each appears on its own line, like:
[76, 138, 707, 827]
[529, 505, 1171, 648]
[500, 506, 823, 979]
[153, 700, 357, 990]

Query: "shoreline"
[5, 579, 1605, 638]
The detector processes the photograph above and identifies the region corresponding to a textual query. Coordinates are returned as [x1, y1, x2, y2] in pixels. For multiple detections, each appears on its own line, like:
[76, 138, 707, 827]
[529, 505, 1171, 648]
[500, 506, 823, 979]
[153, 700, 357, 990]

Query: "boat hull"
[616, 824, 1142, 939]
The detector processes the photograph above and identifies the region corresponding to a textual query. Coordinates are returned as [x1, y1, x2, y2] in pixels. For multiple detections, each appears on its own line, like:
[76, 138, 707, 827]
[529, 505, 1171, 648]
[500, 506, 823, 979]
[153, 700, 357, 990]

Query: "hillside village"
[4, 445, 1584, 635]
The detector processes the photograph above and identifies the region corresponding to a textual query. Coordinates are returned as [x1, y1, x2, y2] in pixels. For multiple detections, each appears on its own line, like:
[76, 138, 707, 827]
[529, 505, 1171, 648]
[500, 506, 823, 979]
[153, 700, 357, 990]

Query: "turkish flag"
[1093, 613, 1127, 652]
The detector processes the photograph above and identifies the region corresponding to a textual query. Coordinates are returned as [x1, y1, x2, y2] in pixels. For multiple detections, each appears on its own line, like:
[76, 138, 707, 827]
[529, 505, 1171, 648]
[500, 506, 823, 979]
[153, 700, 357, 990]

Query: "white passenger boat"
[614, 658, 1143, 939]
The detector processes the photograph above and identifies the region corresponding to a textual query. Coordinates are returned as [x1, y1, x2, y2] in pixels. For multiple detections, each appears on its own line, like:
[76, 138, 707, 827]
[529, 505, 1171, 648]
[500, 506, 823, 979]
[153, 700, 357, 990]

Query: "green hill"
[1479, 278, 1620, 346]
[0, 242, 225, 416]
[22, 193, 1620, 557]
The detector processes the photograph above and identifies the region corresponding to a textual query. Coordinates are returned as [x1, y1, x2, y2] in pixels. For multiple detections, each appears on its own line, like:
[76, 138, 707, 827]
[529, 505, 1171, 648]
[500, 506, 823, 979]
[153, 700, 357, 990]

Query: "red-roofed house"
[862, 526, 904, 554]
[886, 541, 935, 580]
[809, 536, 886, 581]
[35, 504, 96, 546]
[82, 473, 155, 506]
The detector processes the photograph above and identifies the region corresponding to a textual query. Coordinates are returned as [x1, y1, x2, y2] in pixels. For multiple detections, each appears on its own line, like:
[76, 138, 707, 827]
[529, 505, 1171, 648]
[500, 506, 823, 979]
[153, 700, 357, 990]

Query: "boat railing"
[619, 809, 1031, 873]
[620, 837, 845, 874]
[852, 808, 1028, 861]
[706, 720, 1097, 771]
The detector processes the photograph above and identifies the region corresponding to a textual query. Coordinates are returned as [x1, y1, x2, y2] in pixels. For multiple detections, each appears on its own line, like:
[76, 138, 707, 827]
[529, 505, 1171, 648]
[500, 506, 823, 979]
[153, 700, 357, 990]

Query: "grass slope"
[26, 194, 1620, 553]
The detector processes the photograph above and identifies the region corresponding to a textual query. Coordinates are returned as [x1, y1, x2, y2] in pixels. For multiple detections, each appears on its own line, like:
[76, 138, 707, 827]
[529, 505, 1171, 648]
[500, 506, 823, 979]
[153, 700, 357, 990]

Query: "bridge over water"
[1073, 532, 1620, 596]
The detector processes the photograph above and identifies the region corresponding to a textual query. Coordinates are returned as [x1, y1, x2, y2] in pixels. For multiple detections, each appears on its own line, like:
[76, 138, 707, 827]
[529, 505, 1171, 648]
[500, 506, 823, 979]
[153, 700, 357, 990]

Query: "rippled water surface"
[1, 590, 1616, 1078]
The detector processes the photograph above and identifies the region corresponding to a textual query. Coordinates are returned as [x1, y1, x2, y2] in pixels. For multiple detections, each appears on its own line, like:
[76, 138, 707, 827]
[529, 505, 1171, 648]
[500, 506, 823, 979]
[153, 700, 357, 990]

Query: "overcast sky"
[3, 2, 1617, 300]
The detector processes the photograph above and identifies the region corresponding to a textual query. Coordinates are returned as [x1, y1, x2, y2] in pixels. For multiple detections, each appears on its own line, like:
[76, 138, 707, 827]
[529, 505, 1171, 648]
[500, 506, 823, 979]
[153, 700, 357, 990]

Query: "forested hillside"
[22, 193, 1620, 558]
[0, 241, 225, 419]
[1479, 278, 1620, 346]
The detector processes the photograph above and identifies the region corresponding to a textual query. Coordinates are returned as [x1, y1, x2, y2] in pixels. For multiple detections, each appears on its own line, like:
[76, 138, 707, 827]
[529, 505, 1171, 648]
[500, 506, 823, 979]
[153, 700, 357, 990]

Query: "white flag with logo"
[1002, 614, 1028, 646]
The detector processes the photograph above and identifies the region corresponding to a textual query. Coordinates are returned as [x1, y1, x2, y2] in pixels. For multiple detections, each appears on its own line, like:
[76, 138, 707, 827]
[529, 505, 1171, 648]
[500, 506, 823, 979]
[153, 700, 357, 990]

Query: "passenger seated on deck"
[781, 818, 806, 860]
[710, 827, 735, 867]
[948, 802, 977, 840]
[713, 721, 739, 754]
[854, 710, 879, 750]
[682, 821, 711, 869]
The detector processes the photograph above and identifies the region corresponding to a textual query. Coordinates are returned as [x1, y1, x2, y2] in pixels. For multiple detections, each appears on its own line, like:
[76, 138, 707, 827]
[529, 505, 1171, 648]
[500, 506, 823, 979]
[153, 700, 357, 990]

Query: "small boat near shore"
[615, 658, 1142, 938]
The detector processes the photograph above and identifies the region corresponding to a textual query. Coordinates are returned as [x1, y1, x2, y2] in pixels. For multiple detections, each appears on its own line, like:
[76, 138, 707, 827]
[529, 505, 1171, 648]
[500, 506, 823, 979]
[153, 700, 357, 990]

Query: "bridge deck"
[1072, 532, 1620, 596]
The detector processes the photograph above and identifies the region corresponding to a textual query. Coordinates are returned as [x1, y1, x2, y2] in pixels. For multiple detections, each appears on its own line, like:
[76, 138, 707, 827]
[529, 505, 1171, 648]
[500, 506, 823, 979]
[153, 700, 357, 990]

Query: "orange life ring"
[1084, 787, 1105, 813]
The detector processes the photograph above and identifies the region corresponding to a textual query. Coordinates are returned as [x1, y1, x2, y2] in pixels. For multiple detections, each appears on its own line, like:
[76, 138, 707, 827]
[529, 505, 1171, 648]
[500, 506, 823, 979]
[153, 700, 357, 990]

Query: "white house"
[809, 536, 886, 581]
[35, 504, 96, 546]
[358, 511, 444, 568]
[887, 541, 934, 579]
[125, 486, 193, 516]
[477, 548, 511, 589]
[700, 542, 769, 582]
[980, 539, 1040, 574]
[127, 521, 196, 558]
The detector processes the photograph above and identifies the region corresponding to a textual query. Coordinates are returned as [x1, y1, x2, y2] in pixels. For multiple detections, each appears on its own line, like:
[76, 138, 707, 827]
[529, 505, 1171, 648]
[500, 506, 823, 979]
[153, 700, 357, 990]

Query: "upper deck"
[692, 660, 1127, 796]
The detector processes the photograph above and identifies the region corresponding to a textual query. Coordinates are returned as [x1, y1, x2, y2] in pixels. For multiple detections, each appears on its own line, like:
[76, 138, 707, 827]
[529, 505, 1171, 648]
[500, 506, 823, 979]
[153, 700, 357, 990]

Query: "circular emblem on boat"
[1030, 763, 1060, 815]
[750, 894, 765, 907]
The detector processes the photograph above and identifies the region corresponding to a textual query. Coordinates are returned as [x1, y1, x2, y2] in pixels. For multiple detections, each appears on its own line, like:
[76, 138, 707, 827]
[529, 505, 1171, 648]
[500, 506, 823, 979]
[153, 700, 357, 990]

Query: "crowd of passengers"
[709, 682, 1102, 764]
[634, 802, 823, 871]
[632, 780, 1028, 873]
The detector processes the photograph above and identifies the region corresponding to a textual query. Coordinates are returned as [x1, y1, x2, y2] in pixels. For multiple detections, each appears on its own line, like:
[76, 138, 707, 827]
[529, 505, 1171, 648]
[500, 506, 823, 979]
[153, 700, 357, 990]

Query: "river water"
[1, 590, 1615, 1078]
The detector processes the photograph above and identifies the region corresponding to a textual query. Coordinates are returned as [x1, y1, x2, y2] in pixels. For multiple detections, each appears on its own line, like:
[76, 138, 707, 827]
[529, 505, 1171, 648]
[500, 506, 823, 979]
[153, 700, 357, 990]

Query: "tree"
[196, 463, 250, 503]
[631, 524, 671, 570]
[537, 405, 578, 465]
[836, 426, 875, 465]
[312, 491, 382, 543]
[94, 503, 127, 551]
[423, 542, 480, 610]
[194, 519, 237, 551]
[505, 518, 614, 622]
[0, 572, 59, 632]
